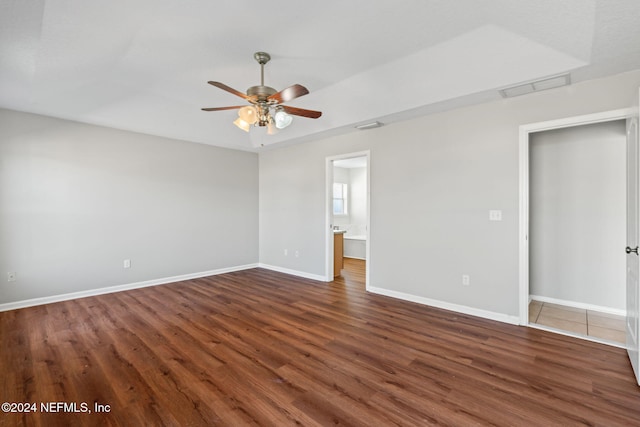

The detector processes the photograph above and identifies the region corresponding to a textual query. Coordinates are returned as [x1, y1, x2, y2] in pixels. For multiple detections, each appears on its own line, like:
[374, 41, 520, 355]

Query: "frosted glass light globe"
[233, 117, 251, 132]
[238, 106, 258, 124]
[274, 111, 292, 129]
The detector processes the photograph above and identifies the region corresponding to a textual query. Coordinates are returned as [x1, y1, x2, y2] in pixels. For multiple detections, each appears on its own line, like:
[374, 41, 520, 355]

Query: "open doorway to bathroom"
[326, 151, 370, 289]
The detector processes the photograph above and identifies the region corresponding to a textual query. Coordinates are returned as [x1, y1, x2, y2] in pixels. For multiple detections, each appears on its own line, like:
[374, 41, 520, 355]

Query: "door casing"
[626, 114, 640, 384]
[325, 151, 371, 287]
[518, 108, 633, 326]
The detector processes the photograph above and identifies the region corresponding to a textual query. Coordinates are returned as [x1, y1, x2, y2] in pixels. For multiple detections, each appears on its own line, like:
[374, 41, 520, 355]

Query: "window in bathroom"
[333, 183, 348, 216]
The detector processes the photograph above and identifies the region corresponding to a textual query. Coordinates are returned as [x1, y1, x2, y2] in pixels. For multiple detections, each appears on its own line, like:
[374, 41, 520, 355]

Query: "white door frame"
[518, 108, 633, 325]
[325, 150, 371, 287]
[626, 115, 640, 383]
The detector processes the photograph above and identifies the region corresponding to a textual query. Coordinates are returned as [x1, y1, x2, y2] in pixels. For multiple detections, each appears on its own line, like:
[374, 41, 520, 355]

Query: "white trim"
[368, 286, 520, 325]
[520, 109, 633, 134]
[325, 151, 371, 286]
[325, 158, 335, 281]
[0, 263, 259, 312]
[258, 263, 326, 282]
[365, 153, 371, 290]
[344, 256, 366, 260]
[519, 108, 633, 325]
[530, 294, 626, 317]
[518, 124, 530, 325]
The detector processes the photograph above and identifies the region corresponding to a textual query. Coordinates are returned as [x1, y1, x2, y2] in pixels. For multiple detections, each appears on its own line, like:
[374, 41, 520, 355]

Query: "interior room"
[3, 0, 640, 424]
[332, 155, 368, 281]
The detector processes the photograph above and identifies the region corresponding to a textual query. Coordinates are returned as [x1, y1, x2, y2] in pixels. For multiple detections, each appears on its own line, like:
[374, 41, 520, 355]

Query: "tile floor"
[529, 300, 626, 345]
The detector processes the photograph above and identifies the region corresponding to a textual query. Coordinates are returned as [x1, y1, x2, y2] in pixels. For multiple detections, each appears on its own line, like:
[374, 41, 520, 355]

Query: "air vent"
[499, 74, 571, 98]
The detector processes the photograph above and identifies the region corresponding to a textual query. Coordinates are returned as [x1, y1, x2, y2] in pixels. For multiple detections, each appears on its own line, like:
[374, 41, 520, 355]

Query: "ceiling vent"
[499, 74, 571, 98]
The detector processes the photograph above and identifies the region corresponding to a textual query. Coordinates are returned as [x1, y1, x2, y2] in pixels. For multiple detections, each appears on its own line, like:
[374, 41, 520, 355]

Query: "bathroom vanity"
[333, 230, 345, 277]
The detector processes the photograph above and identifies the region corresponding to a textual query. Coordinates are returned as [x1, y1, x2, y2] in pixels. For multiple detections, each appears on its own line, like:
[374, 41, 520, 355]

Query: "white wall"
[259, 70, 640, 319]
[0, 109, 258, 305]
[530, 121, 626, 310]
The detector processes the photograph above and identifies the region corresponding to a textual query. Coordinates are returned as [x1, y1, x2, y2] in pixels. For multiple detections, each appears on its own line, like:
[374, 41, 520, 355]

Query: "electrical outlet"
[123, 259, 131, 269]
[284, 249, 288, 256]
[295, 250, 300, 258]
[462, 274, 470, 286]
[489, 210, 503, 221]
[7, 272, 16, 282]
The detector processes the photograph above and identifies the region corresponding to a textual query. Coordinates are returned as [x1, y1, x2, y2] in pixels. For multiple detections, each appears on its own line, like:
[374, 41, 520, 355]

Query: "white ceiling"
[1, 0, 640, 151]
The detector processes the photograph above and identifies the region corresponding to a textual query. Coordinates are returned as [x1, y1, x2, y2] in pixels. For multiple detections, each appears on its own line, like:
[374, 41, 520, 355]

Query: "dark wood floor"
[2, 259, 640, 426]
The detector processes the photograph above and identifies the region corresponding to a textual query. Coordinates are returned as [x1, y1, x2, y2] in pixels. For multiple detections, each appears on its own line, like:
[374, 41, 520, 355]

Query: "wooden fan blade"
[268, 84, 309, 104]
[281, 105, 322, 119]
[201, 106, 244, 111]
[207, 81, 249, 100]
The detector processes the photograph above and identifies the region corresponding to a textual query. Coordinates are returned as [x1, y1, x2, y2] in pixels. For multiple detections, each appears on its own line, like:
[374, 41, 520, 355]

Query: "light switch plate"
[489, 210, 503, 221]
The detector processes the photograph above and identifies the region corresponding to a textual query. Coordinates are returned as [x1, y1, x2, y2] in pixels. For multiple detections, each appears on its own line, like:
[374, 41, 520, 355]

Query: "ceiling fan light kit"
[202, 52, 322, 134]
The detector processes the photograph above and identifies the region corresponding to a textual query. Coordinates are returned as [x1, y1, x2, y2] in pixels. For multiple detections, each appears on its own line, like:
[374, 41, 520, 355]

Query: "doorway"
[519, 109, 632, 347]
[325, 151, 370, 288]
[528, 120, 626, 345]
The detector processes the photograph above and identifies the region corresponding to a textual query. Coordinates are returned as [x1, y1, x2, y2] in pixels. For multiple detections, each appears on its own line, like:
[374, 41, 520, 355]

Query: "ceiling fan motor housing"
[247, 85, 277, 101]
[247, 85, 278, 126]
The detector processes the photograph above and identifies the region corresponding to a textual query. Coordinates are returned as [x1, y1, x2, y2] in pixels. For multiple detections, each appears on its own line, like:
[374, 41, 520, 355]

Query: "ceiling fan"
[202, 52, 322, 133]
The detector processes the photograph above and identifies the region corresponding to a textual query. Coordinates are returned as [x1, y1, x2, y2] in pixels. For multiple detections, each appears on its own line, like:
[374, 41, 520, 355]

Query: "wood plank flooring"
[2, 258, 640, 426]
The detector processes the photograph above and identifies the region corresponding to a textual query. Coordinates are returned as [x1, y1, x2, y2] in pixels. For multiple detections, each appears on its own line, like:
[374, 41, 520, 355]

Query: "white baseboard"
[0, 263, 259, 313]
[343, 256, 366, 260]
[368, 286, 520, 325]
[529, 294, 626, 316]
[258, 263, 327, 282]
